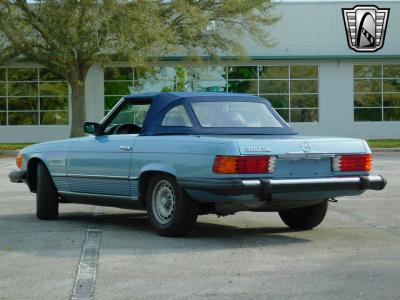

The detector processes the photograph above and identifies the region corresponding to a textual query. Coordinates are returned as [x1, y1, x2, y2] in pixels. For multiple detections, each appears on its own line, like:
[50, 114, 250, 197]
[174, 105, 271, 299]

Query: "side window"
[105, 100, 151, 135]
[110, 103, 150, 127]
[162, 105, 193, 127]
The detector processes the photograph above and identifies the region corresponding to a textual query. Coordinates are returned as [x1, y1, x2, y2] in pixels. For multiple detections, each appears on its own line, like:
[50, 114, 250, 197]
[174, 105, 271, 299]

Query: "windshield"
[191, 101, 283, 128]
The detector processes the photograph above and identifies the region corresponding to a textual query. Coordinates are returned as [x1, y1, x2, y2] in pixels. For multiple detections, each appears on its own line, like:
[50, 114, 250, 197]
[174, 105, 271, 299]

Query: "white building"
[1, 0, 399, 142]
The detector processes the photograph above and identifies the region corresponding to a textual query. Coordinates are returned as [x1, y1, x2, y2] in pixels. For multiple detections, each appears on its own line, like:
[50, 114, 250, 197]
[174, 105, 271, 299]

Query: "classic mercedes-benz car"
[9, 92, 386, 236]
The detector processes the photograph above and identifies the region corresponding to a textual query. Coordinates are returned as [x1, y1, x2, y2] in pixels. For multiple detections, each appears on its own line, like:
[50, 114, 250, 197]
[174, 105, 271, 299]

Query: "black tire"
[36, 162, 59, 220]
[278, 200, 328, 230]
[146, 174, 198, 237]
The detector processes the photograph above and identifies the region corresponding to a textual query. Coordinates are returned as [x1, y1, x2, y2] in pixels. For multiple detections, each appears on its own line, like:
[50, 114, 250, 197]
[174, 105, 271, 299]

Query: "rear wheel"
[36, 162, 59, 220]
[146, 174, 198, 237]
[278, 200, 328, 230]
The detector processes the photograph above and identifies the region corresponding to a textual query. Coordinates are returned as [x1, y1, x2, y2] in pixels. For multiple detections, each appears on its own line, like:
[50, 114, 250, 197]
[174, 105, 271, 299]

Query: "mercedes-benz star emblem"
[300, 142, 311, 153]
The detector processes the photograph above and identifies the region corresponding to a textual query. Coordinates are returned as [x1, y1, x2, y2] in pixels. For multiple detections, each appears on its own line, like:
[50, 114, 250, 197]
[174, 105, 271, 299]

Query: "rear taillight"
[332, 154, 372, 172]
[213, 156, 276, 174]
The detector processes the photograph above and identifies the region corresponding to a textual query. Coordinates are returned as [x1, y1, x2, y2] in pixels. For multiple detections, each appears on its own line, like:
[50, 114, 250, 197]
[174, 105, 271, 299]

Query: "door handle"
[119, 145, 132, 151]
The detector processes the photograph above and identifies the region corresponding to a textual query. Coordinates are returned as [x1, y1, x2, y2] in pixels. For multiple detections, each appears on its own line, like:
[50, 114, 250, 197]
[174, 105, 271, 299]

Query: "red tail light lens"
[332, 154, 372, 172]
[213, 156, 276, 174]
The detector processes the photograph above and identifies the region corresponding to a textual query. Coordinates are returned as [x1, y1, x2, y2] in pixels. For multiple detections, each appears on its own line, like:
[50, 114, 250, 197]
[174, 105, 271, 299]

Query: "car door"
[67, 99, 151, 198]
[67, 134, 136, 197]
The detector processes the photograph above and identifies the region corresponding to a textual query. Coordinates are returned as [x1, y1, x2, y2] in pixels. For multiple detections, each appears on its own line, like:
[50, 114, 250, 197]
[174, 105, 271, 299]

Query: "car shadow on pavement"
[0, 210, 310, 256]
[93, 212, 310, 246]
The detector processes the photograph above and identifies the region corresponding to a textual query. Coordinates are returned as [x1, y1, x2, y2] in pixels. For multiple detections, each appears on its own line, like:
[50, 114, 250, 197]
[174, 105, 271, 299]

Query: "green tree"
[0, 0, 278, 137]
[174, 66, 186, 92]
[161, 65, 187, 92]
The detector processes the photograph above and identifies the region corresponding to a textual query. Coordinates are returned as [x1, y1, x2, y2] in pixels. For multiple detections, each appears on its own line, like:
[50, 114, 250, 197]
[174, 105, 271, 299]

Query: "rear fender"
[139, 162, 177, 177]
[137, 163, 177, 206]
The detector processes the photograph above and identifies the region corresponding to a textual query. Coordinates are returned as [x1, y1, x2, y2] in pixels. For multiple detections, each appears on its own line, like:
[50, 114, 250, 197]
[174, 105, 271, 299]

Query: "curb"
[0, 150, 19, 156]
[371, 148, 400, 153]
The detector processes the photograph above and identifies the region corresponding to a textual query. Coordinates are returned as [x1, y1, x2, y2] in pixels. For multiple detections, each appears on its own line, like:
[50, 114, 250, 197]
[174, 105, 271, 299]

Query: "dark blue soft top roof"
[124, 92, 296, 135]
[125, 92, 257, 119]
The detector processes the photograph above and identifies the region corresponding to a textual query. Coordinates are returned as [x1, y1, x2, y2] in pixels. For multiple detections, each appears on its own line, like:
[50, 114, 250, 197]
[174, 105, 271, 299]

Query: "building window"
[226, 65, 319, 122]
[104, 65, 319, 122]
[104, 67, 134, 115]
[0, 67, 69, 126]
[104, 66, 227, 115]
[256, 65, 319, 122]
[227, 66, 258, 95]
[354, 64, 400, 121]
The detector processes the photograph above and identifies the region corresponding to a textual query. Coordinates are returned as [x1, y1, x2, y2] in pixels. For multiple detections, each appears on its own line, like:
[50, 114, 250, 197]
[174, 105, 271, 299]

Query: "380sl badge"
[245, 146, 272, 152]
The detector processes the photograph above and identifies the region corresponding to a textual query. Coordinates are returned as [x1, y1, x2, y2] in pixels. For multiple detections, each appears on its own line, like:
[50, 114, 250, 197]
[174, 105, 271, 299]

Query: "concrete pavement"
[0, 154, 399, 299]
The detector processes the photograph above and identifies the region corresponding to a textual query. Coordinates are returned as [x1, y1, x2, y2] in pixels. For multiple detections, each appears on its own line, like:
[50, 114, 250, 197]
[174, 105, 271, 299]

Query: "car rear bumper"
[9, 170, 27, 183]
[178, 175, 387, 197]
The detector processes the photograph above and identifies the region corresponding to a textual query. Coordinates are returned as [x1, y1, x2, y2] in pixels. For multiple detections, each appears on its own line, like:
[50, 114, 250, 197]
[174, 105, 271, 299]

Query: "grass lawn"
[0, 143, 34, 150]
[367, 139, 400, 148]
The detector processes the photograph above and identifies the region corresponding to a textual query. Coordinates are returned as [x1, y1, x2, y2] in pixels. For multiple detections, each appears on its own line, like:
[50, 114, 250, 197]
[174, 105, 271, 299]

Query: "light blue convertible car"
[9, 92, 386, 236]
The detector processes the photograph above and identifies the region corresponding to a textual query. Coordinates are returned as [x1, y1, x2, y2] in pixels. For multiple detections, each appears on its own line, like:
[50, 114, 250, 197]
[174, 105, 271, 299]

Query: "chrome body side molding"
[58, 191, 144, 210]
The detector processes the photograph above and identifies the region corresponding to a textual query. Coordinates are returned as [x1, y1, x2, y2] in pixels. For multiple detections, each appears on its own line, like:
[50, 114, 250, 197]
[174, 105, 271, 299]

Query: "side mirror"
[83, 122, 103, 135]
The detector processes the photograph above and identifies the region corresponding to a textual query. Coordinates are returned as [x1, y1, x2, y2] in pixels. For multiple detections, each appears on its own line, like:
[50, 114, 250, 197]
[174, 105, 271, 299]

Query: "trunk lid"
[235, 135, 369, 178]
[236, 135, 368, 156]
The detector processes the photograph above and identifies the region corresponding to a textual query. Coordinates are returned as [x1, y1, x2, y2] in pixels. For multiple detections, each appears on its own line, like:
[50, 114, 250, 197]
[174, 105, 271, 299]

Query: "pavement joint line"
[71, 206, 103, 300]
[0, 162, 14, 168]
[330, 206, 400, 240]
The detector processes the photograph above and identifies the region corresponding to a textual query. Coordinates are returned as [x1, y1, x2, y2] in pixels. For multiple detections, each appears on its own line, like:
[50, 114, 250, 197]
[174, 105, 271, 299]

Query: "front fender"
[24, 154, 49, 192]
[16, 153, 48, 176]
[22, 144, 70, 192]
[26, 153, 65, 176]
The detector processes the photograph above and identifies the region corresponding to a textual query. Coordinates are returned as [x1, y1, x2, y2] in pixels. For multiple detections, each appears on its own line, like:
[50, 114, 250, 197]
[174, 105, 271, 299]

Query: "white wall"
[0, 126, 70, 143]
[85, 64, 105, 123]
[227, 1, 400, 58]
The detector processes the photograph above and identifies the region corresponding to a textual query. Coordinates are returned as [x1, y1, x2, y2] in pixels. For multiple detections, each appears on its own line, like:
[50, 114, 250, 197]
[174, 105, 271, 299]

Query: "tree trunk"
[69, 80, 86, 138]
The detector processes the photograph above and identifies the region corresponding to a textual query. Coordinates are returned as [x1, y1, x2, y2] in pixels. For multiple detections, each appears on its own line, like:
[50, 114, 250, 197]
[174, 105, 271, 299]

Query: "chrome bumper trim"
[179, 175, 387, 196]
[243, 176, 384, 187]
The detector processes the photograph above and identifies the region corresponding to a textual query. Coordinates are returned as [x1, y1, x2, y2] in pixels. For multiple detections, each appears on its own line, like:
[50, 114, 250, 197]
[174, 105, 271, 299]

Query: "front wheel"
[146, 174, 198, 237]
[278, 200, 328, 230]
[36, 162, 59, 220]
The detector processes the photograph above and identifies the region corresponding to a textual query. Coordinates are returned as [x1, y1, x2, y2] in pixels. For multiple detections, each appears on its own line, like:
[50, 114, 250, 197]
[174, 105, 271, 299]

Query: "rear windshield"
[191, 101, 283, 128]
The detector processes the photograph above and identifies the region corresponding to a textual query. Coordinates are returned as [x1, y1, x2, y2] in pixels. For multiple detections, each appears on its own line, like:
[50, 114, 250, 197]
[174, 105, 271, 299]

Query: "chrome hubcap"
[152, 180, 175, 224]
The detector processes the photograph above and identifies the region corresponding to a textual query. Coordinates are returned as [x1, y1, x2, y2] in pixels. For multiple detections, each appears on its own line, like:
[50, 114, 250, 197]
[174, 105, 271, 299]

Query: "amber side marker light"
[213, 155, 276, 174]
[332, 154, 372, 172]
[16, 154, 23, 169]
